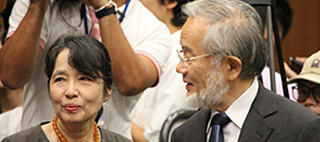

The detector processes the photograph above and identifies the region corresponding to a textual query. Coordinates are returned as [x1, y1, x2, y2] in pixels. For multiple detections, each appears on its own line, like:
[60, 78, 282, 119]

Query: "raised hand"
[30, 0, 49, 9]
[81, 0, 110, 10]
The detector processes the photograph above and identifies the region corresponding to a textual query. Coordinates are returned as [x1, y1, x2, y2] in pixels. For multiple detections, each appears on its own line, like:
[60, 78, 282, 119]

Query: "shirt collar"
[225, 78, 259, 129]
[206, 78, 259, 133]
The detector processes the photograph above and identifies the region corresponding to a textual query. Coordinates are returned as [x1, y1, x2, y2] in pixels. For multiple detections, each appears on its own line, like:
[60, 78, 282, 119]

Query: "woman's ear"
[104, 89, 112, 102]
[224, 56, 242, 81]
[165, 1, 178, 10]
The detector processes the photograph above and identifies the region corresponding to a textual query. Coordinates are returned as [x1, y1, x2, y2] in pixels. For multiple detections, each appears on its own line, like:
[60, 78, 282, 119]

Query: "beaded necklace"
[52, 116, 100, 142]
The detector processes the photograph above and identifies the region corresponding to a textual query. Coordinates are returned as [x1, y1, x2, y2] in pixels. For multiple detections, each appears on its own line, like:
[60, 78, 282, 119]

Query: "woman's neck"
[58, 120, 94, 142]
[42, 118, 97, 142]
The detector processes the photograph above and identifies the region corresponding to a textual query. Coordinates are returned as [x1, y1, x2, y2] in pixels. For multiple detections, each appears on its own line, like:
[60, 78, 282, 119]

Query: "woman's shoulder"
[99, 127, 132, 142]
[2, 122, 50, 142]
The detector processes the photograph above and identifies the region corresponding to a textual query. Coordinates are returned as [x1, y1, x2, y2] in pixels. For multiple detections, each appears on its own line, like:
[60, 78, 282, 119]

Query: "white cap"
[288, 51, 320, 84]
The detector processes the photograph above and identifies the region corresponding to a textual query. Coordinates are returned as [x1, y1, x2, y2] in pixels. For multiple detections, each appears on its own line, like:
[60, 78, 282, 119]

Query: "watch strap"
[95, 5, 116, 19]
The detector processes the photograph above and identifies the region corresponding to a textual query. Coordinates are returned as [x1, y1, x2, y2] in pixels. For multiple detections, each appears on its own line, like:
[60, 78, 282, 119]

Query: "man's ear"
[224, 56, 242, 81]
[165, 1, 178, 10]
[104, 89, 112, 102]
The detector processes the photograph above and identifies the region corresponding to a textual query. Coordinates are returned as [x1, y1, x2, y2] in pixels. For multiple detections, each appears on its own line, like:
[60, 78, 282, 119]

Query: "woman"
[2, 35, 131, 142]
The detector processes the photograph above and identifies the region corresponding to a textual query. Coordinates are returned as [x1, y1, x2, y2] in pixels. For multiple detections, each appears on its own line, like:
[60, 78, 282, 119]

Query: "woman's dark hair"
[45, 35, 113, 91]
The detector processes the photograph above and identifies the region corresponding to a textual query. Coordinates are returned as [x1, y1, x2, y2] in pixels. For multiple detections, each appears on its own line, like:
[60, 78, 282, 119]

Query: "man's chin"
[186, 92, 204, 108]
[186, 90, 224, 109]
[186, 91, 194, 98]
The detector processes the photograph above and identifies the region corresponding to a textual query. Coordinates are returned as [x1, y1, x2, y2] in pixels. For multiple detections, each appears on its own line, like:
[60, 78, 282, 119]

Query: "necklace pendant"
[73, 27, 78, 32]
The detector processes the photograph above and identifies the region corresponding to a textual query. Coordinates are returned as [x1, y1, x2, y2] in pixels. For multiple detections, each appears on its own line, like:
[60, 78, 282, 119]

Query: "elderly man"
[171, 0, 320, 142]
[288, 51, 320, 116]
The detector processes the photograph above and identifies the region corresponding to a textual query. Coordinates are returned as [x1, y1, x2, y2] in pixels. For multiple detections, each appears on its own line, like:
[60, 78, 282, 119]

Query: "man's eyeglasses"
[292, 85, 320, 103]
[176, 50, 218, 67]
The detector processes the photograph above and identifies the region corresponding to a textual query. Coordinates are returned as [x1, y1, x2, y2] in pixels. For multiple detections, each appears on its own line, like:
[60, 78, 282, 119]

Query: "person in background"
[0, 0, 171, 139]
[285, 56, 308, 78]
[287, 51, 320, 116]
[0, 5, 23, 114]
[131, 0, 194, 141]
[0, 77, 23, 141]
[171, 0, 320, 141]
[254, 0, 295, 99]
[2, 35, 131, 142]
[0, 4, 23, 139]
[254, 0, 293, 40]
[0, 82, 23, 114]
[0, 79, 23, 141]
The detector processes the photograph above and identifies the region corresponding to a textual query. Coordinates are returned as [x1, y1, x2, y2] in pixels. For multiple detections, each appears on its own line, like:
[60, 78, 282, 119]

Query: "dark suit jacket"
[171, 83, 320, 142]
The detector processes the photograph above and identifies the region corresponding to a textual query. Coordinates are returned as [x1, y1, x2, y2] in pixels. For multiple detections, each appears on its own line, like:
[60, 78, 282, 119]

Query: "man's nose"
[176, 61, 187, 74]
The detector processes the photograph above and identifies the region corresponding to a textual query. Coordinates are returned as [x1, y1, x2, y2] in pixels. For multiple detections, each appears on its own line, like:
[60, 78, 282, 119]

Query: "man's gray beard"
[187, 64, 230, 108]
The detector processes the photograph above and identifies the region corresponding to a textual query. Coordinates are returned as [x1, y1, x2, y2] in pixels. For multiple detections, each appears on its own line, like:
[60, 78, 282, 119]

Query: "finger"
[295, 57, 307, 63]
[284, 62, 298, 78]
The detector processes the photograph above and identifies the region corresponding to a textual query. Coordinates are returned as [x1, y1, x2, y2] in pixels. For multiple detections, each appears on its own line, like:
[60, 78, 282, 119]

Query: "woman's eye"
[80, 76, 94, 82]
[54, 77, 64, 82]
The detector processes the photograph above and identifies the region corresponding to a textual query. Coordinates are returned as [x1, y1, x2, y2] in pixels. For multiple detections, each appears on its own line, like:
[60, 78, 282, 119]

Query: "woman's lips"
[64, 104, 80, 112]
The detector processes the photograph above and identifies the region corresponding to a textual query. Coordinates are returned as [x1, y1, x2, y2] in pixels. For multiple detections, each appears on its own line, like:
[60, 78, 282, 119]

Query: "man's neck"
[215, 78, 254, 111]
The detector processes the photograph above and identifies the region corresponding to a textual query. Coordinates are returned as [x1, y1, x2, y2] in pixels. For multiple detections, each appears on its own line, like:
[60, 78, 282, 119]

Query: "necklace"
[52, 116, 100, 142]
[59, 1, 84, 32]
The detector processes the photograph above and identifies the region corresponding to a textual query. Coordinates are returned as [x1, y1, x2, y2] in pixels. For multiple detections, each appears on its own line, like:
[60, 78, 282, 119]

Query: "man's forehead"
[181, 18, 209, 38]
[180, 17, 208, 52]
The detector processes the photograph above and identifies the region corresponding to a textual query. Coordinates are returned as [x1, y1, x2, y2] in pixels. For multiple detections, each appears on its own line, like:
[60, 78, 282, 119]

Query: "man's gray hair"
[182, 0, 268, 79]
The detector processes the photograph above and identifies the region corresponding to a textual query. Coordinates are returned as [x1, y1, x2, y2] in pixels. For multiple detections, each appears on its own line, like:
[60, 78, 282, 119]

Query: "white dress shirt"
[206, 78, 259, 142]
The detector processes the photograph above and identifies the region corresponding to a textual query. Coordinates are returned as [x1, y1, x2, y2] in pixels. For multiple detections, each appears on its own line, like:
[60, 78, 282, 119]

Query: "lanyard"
[82, 0, 130, 34]
[82, 4, 89, 35]
[119, 0, 131, 23]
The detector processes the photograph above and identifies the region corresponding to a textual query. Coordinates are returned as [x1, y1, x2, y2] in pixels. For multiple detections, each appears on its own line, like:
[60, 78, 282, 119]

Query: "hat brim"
[287, 72, 320, 85]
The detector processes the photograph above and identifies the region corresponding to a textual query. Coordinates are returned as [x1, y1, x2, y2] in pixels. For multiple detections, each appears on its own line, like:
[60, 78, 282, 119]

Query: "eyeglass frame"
[291, 84, 320, 103]
[176, 50, 219, 67]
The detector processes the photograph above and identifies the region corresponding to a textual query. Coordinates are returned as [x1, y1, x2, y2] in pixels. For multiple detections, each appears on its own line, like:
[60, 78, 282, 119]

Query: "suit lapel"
[187, 108, 211, 142]
[238, 83, 278, 142]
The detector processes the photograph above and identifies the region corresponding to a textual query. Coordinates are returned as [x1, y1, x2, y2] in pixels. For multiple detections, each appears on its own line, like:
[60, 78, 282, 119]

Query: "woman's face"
[49, 49, 109, 123]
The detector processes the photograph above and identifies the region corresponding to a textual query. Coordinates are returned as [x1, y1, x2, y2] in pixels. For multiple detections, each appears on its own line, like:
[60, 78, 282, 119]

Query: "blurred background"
[281, 0, 320, 64]
[0, 0, 319, 70]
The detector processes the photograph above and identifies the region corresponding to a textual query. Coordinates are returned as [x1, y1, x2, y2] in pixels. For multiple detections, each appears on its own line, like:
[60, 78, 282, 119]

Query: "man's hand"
[30, 0, 49, 9]
[295, 57, 307, 64]
[284, 62, 298, 79]
[284, 56, 307, 78]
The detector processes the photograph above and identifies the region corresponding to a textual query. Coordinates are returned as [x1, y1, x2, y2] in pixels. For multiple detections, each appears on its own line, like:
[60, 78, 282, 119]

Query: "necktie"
[209, 113, 231, 142]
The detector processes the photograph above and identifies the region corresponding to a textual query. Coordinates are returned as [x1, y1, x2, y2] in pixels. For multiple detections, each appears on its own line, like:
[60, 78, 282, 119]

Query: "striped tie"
[209, 113, 231, 142]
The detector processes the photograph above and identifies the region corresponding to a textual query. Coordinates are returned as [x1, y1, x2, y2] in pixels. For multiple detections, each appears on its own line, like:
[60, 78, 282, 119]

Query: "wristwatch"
[95, 3, 116, 19]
